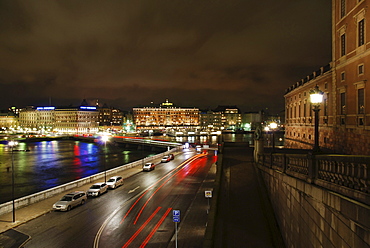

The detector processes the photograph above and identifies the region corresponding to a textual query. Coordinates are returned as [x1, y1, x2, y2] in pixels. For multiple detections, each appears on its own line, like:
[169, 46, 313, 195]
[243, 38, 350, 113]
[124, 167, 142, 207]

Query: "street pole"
[313, 106, 320, 153]
[12, 144, 15, 222]
[104, 140, 107, 182]
[309, 85, 324, 153]
[9, 140, 18, 223]
[101, 135, 109, 183]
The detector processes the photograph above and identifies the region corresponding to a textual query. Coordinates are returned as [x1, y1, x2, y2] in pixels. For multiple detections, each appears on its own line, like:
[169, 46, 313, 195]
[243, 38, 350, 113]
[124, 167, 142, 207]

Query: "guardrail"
[256, 152, 370, 204]
[0, 146, 182, 216]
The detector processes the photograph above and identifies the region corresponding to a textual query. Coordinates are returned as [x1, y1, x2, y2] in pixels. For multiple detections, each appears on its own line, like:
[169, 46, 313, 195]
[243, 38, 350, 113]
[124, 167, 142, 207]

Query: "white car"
[53, 191, 87, 211]
[106, 176, 124, 189]
[142, 162, 155, 171]
[87, 182, 108, 197]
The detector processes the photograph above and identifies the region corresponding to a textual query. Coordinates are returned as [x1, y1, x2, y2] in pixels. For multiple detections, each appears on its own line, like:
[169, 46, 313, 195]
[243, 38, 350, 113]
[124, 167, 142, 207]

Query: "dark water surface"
[0, 140, 157, 204]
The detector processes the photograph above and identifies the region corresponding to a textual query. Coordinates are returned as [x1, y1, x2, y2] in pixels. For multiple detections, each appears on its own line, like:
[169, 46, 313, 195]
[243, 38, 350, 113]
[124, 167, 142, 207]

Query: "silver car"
[142, 162, 155, 171]
[53, 191, 87, 211]
[87, 182, 108, 197]
[106, 176, 124, 189]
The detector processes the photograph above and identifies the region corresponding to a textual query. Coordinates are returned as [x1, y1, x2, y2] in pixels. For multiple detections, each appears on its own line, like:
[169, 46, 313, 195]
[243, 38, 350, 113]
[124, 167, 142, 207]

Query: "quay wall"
[256, 153, 370, 248]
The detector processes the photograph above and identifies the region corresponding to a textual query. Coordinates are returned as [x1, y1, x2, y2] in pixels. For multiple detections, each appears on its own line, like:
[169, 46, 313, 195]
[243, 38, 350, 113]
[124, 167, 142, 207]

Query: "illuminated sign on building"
[80, 106, 97, 110]
[36, 107, 56, 110]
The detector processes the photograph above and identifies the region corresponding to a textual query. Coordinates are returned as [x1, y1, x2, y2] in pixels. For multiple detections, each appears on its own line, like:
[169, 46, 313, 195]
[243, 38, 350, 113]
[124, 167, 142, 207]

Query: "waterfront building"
[98, 104, 124, 132]
[199, 109, 222, 133]
[213, 106, 242, 131]
[133, 99, 199, 133]
[54, 104, 99, 134]
[19, 106, 40, 131]
[284, 0, 370, 155]
[0, 112, 18, 131]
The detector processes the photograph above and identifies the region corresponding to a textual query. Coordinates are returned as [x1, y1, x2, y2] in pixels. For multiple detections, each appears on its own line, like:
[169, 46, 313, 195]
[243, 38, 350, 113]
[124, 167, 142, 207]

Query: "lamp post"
[309, 85, 324, 153]
[269, 122, 278, 152]
[8, 140, 18, 223]
[101, 135, 109, 182]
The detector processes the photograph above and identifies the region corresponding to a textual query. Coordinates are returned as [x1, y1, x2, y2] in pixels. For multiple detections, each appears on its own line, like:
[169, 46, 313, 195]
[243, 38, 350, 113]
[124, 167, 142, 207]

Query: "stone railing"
[257, 152, 370, 203]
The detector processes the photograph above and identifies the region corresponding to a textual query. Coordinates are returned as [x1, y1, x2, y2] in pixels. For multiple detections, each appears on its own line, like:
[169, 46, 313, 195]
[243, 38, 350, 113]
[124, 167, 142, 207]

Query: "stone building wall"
[258, 165, 370, 248]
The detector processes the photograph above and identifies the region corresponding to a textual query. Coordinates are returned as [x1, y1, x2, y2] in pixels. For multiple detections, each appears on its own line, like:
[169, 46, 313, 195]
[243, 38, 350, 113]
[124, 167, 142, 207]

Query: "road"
[14, 150, 217, 248]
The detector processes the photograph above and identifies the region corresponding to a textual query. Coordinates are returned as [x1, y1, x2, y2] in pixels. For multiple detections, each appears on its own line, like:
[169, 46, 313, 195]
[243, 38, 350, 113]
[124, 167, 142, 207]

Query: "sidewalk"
[209, 142, 285, 248]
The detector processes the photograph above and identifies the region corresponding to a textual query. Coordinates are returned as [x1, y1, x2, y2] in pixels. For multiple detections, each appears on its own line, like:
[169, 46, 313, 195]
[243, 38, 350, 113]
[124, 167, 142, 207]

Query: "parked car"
[87, 182, 108, 197]
[106, 176, 124, 189]
[143, 162, 155, 171]
[161, 155, 171, 163]
[53, 191, 87, 211]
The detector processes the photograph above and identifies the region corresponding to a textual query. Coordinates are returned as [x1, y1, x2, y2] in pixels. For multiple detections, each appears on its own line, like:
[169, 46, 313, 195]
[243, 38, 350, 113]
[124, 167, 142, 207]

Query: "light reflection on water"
[0, 140, 156, 204]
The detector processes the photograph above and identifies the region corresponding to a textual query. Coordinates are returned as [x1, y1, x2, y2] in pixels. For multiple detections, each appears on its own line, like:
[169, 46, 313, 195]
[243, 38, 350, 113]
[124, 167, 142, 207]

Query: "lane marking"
[139, 208, 172, 248]
[120, 154, 206, 224]
[133, 154, 207, 224]
[122, 207, 161, 248]
[128, 186, 140, 193]
[94, 153, 208, 248]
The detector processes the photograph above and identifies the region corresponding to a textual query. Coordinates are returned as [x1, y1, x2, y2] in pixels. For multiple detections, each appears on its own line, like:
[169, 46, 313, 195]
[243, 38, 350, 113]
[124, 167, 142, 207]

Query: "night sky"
[0, 0, 332, 114]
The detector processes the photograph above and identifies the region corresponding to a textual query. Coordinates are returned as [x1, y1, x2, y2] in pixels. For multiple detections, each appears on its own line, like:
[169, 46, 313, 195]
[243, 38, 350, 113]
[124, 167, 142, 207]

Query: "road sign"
[205, 190, 212, 198]
[173, 210, 180, 222]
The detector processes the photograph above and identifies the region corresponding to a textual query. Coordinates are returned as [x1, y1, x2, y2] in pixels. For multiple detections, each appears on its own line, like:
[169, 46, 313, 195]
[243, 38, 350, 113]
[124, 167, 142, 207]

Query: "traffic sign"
[205, 190, 212, 198]
[173, 210, 180, 222]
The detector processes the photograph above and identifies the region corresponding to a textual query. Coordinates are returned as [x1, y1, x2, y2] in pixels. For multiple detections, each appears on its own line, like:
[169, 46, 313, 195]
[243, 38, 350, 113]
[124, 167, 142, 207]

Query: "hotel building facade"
[133, 100, 200, 132]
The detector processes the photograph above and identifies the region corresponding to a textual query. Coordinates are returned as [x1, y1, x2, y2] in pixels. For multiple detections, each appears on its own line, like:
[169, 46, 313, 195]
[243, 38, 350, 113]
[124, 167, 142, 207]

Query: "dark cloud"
[0, 0, 331, 114]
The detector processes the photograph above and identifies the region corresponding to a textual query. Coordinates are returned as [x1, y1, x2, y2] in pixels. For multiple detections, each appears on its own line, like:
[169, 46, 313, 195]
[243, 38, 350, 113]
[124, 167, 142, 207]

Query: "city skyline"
[0, 1, 331, 114]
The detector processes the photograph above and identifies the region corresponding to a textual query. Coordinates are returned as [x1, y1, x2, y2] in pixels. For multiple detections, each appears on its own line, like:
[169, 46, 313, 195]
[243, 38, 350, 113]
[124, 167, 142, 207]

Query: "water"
[0, 140, 157, 204]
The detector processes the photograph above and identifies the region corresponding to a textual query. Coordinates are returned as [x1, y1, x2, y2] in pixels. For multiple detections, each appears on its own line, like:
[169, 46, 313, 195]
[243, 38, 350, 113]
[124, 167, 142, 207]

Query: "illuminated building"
[213, 106, 242, 131]
[0, 112, 18, 130]
[284, 0, 370, 155]
[98, 104, 123, 127]
[19, 107, 43, 130]
[54, 105, 98, 134]
[199, 109, 222, 132]
[133, 99, 199, 132]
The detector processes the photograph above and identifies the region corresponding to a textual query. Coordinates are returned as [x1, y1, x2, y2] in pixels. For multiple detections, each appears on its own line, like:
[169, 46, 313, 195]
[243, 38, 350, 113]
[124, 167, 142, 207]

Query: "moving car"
[142, 162, 155, 171]
[87, 182, 108, 197]
[161, 155, 171, 163]
[168, 154, 175, 160]
[53, 191, 87, 211]
[106, 176, 124, 189]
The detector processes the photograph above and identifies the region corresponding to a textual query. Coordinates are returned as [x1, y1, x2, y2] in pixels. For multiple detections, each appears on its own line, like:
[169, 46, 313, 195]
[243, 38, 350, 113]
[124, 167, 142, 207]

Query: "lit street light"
[309, 85, 324, 153]
[269, 122, 278, 152]
[8, 140, 18, 223]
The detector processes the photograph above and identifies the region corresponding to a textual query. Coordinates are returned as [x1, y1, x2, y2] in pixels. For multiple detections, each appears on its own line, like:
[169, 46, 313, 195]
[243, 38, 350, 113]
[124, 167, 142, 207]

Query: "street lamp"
[101, 135, 109, 182]
[309, 85, 324, 153]
[8, 140, 18, 222]
[269, 122, 278, 152]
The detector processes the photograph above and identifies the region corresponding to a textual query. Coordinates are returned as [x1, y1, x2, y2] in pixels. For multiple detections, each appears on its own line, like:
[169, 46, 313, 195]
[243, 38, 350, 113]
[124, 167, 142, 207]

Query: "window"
[340, 34, 346, 56]
[340, 0, 346, 18]
[358, 19, 365, 46]
[341, 72, 345, 81]
[359, 64, 364, 75]
[358, 88, 365, 114]
[340, 92, 346, 115]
